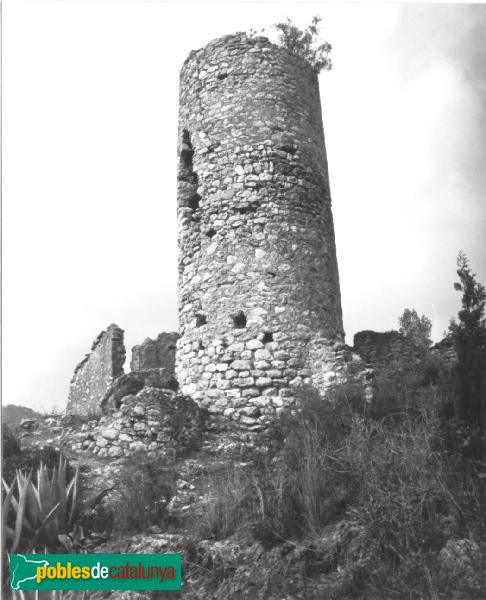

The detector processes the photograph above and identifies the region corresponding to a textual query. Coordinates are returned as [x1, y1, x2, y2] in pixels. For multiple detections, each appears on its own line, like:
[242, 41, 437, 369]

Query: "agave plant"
[2, 455, 79, 553]
[12, 589, 87, 600]
[11, 587, 88, 600]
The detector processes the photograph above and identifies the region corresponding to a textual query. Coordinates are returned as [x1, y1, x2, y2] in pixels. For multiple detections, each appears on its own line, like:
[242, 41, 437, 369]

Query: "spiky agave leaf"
[2, 477, 16, 547]
[31, 500, 62, 547]
[10, 471, 32, 553]
[36, 462, 54, 514]
[16, 470, 41, 534]
[66, 466, 79, 527]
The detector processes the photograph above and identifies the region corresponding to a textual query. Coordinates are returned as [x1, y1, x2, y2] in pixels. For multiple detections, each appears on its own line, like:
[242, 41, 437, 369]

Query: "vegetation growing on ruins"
[273, 15, 332, 73]
[2, 251, 486, 599]
[2, 18, 485, 597]
[189, 382, 484, 598]
[449, 251, 486, 442]
[399, 308, 432, 350]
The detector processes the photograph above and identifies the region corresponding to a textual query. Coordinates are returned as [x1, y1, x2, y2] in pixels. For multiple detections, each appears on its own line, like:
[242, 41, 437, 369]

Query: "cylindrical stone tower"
[176, 33, 346, 429]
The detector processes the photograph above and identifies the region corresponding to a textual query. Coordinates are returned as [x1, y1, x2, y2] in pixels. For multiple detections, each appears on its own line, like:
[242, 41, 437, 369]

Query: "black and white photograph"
[2, 1, 486, 598]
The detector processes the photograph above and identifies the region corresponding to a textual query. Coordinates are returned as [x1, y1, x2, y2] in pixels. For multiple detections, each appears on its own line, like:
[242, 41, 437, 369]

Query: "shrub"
[193, 467, 259, 540]
[192, 382, 485, 597]
[346, 408, 457, 560]
[256, 387, 361, 538]
[195, 388, 362, 543]
[273, 15, 332, 73]
[2, 445, 62, 486]
[2, 424, 21, 458]
[449, 252, 486, 441]
[399, 308, 432, 350]
[111, 454, 176, 535]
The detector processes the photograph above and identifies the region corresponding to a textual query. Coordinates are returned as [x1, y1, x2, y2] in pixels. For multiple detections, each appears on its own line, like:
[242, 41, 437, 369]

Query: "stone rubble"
[69, 387, 205, 459]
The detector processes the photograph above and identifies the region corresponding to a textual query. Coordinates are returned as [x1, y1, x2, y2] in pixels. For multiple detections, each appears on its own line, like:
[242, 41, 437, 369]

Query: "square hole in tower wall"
[232, 311, 247, 328]
[195, 314, 207, 327]
[188, 194, 201, 211]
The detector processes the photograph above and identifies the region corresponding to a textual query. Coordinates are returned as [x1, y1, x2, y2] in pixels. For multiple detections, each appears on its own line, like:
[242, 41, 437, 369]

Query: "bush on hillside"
[111, 454, 176, 536]
[194, 382, 485, 598]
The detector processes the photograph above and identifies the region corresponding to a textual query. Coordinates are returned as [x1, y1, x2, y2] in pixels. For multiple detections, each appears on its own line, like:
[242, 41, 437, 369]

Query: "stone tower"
[176, 33, 346, 428]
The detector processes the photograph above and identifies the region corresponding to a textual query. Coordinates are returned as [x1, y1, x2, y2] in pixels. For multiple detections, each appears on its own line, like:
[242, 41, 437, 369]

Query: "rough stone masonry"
[131, 332, 179, 376]
[176, 33, 354, 429]
[66, 324, 125, 417]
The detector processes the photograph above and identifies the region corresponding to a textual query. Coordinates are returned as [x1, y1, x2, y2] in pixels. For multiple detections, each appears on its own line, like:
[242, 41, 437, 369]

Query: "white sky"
[3, 1, 486, 411]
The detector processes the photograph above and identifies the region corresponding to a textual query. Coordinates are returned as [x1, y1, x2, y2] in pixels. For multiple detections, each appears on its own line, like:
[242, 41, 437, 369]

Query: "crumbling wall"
[66, 324, 126, 417]
[130, 332, 179, 375]
[353, 330, 425, 368]
[101, 369, 178, 413]
[72, 388, 204, 458]
[431, 337, 458, 368]
[176, 33, 346, 427]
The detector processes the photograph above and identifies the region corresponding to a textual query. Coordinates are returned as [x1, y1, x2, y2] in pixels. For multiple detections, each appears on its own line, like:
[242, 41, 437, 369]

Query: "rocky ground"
[6, 407, 485, 600]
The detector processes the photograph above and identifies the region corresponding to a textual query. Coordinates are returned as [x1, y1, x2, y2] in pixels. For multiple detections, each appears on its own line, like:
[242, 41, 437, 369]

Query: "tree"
[273, 16, 332, 73]
[449, 252, 486, 434]
[398, 308, 432, 350]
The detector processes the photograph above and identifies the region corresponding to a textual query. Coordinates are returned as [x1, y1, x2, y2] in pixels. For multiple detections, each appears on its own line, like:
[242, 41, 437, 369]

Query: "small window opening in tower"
[262, 332, 273, 344]
[180, 129, 194, 170]
[266, 270, 276, 278]
[278, 144, 297, 155]
[205, 228, 216, 238]
[188, 194, 201, 211]
[237, 204, 257, 215]
[195, 314, 207, 327]
[217, 72, 228, 80]
[232, 311, 247, 329]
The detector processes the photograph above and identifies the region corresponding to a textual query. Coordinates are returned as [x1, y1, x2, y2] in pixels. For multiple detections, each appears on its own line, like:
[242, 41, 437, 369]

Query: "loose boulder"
[100, 370, 178, 413]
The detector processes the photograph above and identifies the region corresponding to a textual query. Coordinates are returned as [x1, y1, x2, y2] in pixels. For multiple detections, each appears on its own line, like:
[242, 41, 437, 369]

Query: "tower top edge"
[180, 31, 315, 74]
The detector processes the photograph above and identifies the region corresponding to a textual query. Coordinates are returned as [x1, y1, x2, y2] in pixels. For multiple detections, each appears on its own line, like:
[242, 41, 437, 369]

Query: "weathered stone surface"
[100, 369, 177, 412]
[102, 428, 119, 441]
[66, 324, 126, 417]
[130, 332, 179, 375]
[353, 330, 425, 368]
[175, 32, 348, 426]
[79, 387, 206, 459]
[19, 418, 39, 431]
[431, 337, 458, 370]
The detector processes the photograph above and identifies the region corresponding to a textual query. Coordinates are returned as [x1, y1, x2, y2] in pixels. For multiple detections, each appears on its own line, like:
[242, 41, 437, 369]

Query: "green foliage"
[2, 455, 79, 553]
[449, 252, 486, 436]
[398, 308, 432, 350]
[111, 454, 176, 535]
[273, 15, 332, 73]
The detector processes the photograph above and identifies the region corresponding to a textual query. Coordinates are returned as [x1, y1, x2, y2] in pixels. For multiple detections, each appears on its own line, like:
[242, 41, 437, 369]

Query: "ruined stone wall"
[353, 330, 425, 368]
[66, 324, 126, 417]
[130, 332, 179, 375]
[431, 337, 458, 368]
[176, 33, 344, 428]
[71, 388, 203, 459]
